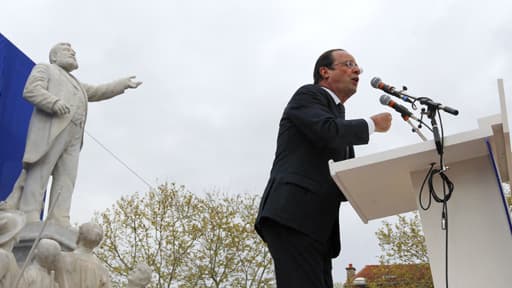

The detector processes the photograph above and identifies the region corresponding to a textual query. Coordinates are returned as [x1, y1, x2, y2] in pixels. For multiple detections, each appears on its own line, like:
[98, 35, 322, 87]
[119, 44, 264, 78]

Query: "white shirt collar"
[321, 86, 341, 105]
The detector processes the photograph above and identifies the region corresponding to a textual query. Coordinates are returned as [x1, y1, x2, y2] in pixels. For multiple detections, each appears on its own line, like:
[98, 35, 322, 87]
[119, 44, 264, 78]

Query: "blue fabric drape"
[0, 33, 34, 200]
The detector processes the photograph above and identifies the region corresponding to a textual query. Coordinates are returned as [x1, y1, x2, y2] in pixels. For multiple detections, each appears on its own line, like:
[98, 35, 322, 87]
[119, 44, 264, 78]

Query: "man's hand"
[371, 112, 392, 132]
[125, 76, 142, 89]
[52, 101, 70, 115]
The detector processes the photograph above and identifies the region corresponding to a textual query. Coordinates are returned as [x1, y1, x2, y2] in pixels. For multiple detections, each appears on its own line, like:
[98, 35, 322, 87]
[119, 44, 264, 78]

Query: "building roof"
[349, 263, 433, 287]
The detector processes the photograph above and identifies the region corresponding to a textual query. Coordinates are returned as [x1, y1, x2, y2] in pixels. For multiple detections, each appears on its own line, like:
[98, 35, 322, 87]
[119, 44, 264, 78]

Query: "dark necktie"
[336, 103, 351, 157]
[336, 103, 345, 119]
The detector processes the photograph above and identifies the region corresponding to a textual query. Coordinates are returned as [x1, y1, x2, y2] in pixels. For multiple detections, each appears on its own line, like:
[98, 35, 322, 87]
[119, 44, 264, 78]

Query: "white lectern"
[329, 80, 512, 288]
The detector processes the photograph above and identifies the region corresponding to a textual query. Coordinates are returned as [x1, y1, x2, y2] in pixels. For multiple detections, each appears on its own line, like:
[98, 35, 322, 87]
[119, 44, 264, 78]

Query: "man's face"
[320, 50, 362, 102]
[55, 45, 78, 72]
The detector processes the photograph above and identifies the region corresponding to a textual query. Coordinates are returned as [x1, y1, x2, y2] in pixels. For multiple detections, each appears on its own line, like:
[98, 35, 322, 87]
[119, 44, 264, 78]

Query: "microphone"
[372, 77, 459, 115]
[379, 94, 416, 120]
[371, 77, 414, 103]
[371, 77, 398, 95]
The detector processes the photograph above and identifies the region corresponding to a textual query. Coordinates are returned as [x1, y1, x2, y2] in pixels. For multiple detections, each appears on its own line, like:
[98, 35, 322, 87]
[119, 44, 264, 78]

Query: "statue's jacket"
[22, 63, 127, 164]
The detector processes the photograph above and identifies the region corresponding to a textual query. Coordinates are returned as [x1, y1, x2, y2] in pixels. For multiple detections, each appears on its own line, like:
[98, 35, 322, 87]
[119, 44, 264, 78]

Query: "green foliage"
[373, 212, 433, 288]
[503, 183, 511, 208]
[94, 183, 274, 288]
[375, 212, 428, 265]
[182, 192, 274, 287]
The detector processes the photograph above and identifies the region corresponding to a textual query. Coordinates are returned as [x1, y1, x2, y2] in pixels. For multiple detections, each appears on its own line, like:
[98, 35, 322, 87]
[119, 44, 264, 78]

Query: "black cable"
[418, 163, 435, 210]
[428, 169, 454, 203]
[417, 119, 433, 132]
[439, 109, 445, 165]
[443, 183, 449, 288]
[411, 98, 434, 132]
[418, 107, 454, 288]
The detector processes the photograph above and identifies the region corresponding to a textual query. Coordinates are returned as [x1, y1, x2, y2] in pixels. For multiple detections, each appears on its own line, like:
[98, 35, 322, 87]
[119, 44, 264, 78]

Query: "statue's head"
[77, 222, 103, 249]
[0, 210, 26, 250]
[34, 238, 61, 270]
[49, 42, 78, 72]
[128, 262, 153, 287]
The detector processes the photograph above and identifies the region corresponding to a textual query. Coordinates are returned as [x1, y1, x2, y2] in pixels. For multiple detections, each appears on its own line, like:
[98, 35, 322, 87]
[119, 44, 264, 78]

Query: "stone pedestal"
[13, 222, 78, 265]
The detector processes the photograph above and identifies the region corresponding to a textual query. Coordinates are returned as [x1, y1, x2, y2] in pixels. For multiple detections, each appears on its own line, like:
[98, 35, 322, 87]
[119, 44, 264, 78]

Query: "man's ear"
[319, 66, 330, 81]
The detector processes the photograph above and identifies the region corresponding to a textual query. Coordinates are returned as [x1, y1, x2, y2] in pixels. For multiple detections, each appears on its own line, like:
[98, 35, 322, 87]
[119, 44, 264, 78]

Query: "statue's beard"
[57, 58, 78, 72]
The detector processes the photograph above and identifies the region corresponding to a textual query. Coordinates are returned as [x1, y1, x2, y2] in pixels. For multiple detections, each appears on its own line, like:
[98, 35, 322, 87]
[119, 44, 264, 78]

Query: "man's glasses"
[331, 60, 363, 74]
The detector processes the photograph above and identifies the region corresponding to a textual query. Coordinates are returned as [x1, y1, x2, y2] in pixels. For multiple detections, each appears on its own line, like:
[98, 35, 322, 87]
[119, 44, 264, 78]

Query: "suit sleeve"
[82, 78, 129, 102]
[286, 87, 369, 149]
[23, 64, 60, 113]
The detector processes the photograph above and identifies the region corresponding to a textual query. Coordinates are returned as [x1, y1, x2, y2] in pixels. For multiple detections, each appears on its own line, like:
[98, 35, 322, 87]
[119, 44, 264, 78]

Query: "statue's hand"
[52, 101, 71, 115]
[126, 76, 142, 89]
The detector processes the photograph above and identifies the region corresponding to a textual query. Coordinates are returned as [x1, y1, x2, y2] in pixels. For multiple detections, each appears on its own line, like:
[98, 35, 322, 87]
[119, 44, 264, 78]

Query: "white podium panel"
[411, 156, 512, 288]
[329, 126, 493, 223]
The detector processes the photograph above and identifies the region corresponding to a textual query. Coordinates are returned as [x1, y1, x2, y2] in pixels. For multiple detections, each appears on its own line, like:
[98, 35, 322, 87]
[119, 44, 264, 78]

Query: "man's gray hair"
[49, 42, 71, 63]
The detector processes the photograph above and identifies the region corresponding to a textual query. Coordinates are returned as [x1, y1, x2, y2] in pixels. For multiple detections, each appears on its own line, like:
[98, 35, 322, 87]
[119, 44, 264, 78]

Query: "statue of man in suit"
[1, 43, 142, 227]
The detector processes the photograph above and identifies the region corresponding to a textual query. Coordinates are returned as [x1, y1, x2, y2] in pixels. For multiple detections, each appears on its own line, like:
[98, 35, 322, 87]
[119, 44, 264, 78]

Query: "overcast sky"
[2, 0, 511, 283]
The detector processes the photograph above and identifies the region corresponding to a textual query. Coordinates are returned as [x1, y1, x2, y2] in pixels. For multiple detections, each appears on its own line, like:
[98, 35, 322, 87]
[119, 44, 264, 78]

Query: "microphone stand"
[374, 79, 459, 288]
[419, 99, 454, 288]
[377, 81, 459, 161]
[393, 85, 457, 157]
[421, 99, 445, 159]
[398, 111, 427, 142]
[404, 117, 427, 142]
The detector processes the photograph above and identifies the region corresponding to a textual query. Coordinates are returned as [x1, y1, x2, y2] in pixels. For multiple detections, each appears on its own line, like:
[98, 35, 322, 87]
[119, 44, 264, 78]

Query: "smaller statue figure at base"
[127, 263, 153, 288]
[0, 210, 26, 288]
[56, 222, 111, 288]
[19, 238, 61, 288]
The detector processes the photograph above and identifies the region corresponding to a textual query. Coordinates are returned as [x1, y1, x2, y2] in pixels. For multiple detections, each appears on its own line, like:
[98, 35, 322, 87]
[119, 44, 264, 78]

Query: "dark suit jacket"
[255, 84, 369, 258]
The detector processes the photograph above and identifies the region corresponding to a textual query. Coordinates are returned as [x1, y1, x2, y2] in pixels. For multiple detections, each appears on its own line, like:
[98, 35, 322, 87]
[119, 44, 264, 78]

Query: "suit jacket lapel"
[317, 86, 351, 158]
[336, 103, 345, 119]
[55, 66, 87, 95]
[318, 86, 345, 119]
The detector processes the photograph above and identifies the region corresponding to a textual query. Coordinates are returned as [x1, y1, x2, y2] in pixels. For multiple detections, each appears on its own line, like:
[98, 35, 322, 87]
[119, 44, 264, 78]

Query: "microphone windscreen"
[379, 94, 391, 105]
[370, 77, 381, 88]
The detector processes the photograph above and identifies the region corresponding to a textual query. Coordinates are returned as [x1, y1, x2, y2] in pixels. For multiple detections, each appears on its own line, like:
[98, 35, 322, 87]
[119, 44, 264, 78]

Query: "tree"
[372, 212, 433, 288]
[503, 183, 511, 215]
[375, 212, 428, 264]
[182, 192, 274, 287]
[95, 183, 203, 287]
[94, 183, 274, 288]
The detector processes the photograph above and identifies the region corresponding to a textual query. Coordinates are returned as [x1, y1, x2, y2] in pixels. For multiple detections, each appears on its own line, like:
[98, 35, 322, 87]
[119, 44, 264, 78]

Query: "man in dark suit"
[255, 49, 392, 287]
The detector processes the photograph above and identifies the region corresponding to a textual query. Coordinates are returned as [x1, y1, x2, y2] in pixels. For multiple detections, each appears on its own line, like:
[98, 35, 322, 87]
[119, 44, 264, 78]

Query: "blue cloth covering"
[0, 33, 34, 200]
